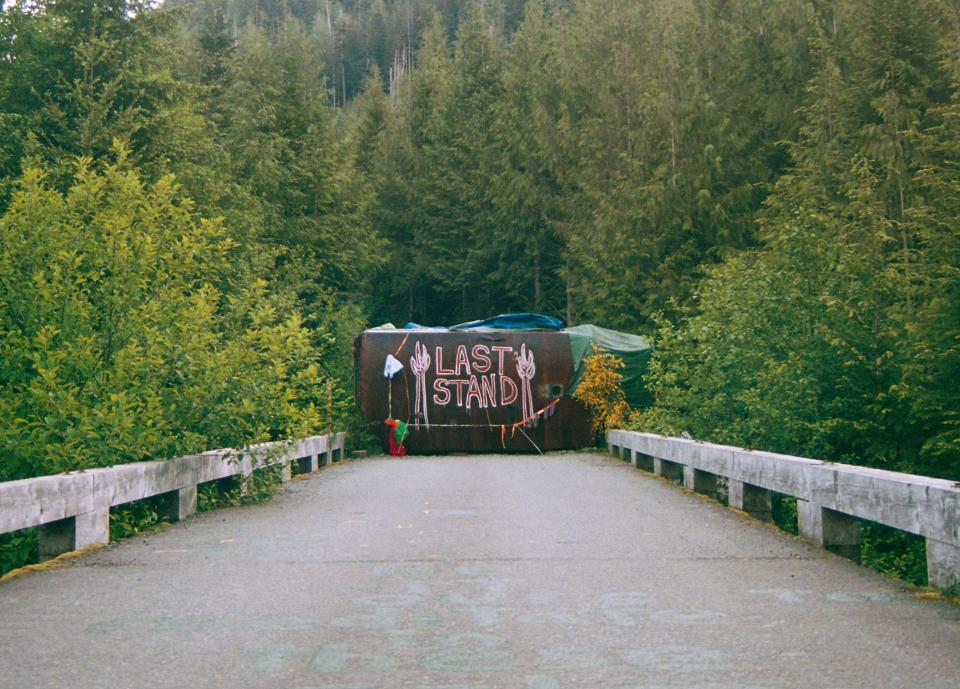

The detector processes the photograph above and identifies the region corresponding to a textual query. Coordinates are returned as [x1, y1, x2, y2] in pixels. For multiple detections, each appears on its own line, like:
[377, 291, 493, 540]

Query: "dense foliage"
[340, 0, 959, 481]
[358, 0, 817, 328]
[573, 346, 629, 435]
[634, 0, 960, 482]
[0, 156, 328, 480]
[1, 0, 959, 582]
[0, 0, 377, 489]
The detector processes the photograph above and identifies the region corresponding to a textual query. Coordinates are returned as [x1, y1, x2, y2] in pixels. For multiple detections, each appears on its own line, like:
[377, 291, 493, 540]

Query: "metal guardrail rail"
[0, 433, 346, 560]
[608, 430, 960, 590]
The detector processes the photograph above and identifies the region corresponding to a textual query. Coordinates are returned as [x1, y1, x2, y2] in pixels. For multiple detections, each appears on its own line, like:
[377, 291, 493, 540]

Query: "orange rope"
[392, 398, 562, 451]
[509, 398, 560, 434]
[392, 333, 411, 357]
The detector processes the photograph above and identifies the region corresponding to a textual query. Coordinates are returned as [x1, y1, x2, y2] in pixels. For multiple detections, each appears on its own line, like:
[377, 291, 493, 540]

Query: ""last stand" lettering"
[433, 374, 517, 409]
[429, 344, 526, 410]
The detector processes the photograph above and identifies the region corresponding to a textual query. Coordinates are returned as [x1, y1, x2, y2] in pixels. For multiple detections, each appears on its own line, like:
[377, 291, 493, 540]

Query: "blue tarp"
[449, 313, 566, 331]
[396, 313, 565, 331]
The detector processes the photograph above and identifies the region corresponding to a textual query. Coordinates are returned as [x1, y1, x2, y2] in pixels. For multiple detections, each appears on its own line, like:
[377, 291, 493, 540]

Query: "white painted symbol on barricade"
[410, 342, 432, 429]
[517, 343, 536, 426]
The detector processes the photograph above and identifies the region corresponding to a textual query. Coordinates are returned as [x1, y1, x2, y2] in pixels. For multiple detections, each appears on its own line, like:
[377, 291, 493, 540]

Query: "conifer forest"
[0, 0, 958, 511]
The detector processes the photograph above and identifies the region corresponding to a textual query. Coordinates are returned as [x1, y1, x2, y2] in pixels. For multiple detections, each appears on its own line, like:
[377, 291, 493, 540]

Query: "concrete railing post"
[927, 540, 960, 590]
[798, 501, 861, 563]
[684, 467, 720, 500]
[39, 509, 110, 559]
[728, 479, 772, 522]
[329, 434, 342, 462]
[654, 457, 684, 482]
[294, 454, 319, 474]
[157, 487, 198, 523]
[75, 510, 110, 550]
[606, 430, 960, 591]
[634, 452, 655, 472]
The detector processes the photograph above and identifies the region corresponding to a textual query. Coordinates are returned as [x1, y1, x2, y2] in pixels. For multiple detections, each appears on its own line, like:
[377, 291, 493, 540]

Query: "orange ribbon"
[392, 332, 411, 357]
[498, 399, 561, 448]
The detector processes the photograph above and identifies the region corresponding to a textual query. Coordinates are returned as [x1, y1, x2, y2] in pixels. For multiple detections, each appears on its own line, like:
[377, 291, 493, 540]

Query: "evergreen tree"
[0, 0, 193, 184]
[486, 0, 568, 318]
[639, 0, 959, 480]
[0, 153, 331, 481]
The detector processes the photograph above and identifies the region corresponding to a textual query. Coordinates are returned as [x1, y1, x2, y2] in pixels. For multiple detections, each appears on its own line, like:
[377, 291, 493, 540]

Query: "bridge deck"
[1, 454, 958, 689]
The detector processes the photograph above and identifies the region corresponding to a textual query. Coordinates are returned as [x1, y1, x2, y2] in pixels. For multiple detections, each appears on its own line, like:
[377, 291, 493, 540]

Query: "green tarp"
[367, 317, 653, 407]
[564, 324, 653, 407]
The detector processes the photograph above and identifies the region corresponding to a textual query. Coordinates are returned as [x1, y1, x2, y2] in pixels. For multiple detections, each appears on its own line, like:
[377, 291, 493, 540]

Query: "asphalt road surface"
[2, 453, 959, 689]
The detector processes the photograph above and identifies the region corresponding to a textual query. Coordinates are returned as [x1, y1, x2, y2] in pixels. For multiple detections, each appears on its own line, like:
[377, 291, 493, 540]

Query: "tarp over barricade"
[357, 315, 652, 453]
[374, 314, 652, 406]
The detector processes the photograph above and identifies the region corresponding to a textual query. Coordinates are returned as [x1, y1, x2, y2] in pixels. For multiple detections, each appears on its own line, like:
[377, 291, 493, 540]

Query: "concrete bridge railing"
[0, 433, 346, 561]
[608, 430, 960, 590]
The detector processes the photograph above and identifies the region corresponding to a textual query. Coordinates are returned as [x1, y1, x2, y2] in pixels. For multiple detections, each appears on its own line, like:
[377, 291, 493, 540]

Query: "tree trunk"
[533, 242, 542, 311]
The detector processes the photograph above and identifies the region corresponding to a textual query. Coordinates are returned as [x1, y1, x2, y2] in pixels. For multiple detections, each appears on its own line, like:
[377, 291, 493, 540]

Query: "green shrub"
[110, 497, 169, 541]
[771, 494, 799, 536]
[197, 465, 284, 512]
[861, 523, 928, 587]
[0, 529, 38, 577]
[0, 153, 336, 482]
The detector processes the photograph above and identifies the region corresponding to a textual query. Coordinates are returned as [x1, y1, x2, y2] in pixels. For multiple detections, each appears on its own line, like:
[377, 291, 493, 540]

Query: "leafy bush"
[861, 523, 928, 587]
[574, 345, 630, 435]
[631, 211, 944, 588]
[771, 494, 799, 536]
[0, 529, 38, 577]
[197, 465, 284, 512]
[0, 152, 335, 482]
[110, 497, 168, 541]
[633, 212, 915, 473]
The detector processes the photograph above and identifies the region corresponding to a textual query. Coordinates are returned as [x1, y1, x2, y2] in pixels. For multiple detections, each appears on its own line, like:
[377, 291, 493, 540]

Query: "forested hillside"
[348, 0, 960, 484]
[0, 0, 958, 493]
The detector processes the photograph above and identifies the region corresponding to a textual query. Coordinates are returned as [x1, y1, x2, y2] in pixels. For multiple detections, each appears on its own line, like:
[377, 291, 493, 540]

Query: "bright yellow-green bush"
[0, 153, 334, 481]
[574, 345, 630, 434]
